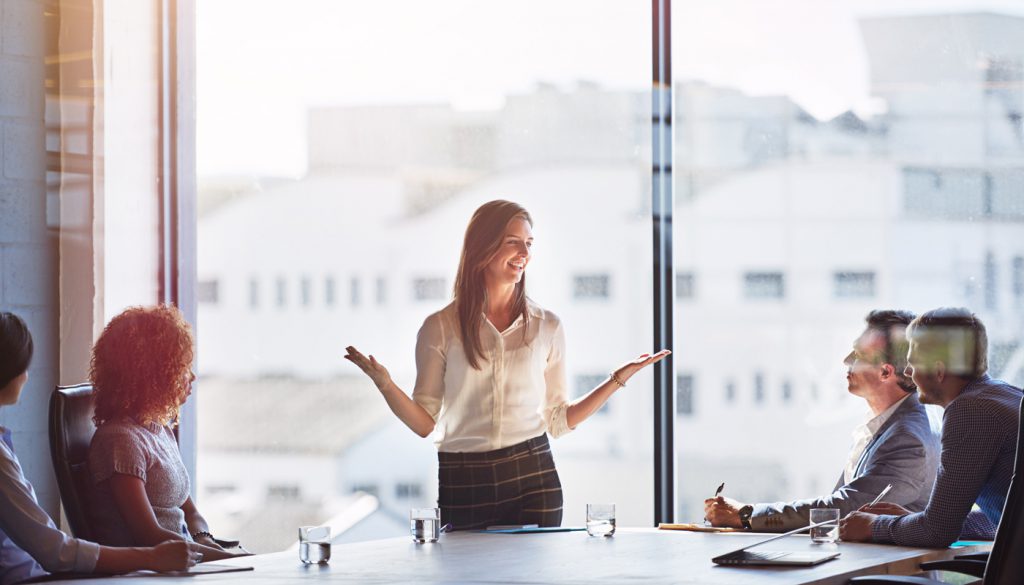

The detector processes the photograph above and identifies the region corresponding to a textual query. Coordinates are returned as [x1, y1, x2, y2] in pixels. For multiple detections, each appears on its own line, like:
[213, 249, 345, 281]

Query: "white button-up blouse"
[412, 299, 573, 452]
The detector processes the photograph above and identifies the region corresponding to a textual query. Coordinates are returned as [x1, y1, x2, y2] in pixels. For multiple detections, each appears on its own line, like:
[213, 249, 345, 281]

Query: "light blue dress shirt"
[0, 426, 100, 584]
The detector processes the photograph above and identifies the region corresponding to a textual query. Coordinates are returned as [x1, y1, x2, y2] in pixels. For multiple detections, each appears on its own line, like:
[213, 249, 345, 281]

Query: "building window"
[204, 484, 237, 495]
[677, 374, 694, 415]
[413, 277, 446, 301]
[744, 272, 784, 299]
[575, 374, 610, 414]
[351, 276, 361, 307]
[781, 380, 792, 403]
[834, 271, 875, 298]
[248, 278, 259, 309]
[725, 380, 736, 403]
[275, 277, 287, 308]
[325, 276, 336, 307]
[1013, 257, 1024, 300]
[573, 274, 610, 299]
[376, 276, 387, 305]
[395, 482, 422, 499]
[676, 272, 695, 299]
[300, 276, 312, 307]
[267, 484, 301, 500]
[351, 484, 379, 498]
[197, 279, 219, 304]
[754, 372, 765, 404]
[985, 251, 997, 310]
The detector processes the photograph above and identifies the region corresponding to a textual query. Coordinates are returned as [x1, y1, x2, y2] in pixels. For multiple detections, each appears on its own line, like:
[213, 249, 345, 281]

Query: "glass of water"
[298, 525, 331, 564]
[410, 507, 441, 543]
[586, 503, 616, 537]
[809, 508, 840, 544]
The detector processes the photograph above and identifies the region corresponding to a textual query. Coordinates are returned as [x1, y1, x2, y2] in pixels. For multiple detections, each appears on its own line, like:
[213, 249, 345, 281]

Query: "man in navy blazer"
[704, 310, 941, 532]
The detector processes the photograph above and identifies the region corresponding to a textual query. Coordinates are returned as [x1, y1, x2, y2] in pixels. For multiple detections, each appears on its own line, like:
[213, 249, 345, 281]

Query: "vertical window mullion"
[651, 0, 676, 526]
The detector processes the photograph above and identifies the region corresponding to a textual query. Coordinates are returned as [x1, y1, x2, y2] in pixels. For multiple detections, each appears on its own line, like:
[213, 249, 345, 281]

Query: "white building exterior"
[195, 12, 1024, 548]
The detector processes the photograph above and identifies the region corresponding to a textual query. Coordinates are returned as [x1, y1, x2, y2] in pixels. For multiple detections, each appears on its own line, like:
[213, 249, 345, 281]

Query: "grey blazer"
[751, 393, 940, 532]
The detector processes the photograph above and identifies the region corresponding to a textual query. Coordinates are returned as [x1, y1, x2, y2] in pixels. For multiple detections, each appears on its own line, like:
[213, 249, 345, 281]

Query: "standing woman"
[345, 200, 669, 530]
[0, 312, 199, 585]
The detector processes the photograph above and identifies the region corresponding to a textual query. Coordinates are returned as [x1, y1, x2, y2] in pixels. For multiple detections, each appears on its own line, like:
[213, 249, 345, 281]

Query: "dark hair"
[453, 200, 533, 369]
[864, 309, 916, 392]
[0, 312, 34, 389]
[907, 307, 988, 379]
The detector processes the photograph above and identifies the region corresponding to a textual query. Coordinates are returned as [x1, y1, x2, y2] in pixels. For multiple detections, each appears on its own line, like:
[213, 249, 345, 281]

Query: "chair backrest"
[984, 394, 1024, 585]
[48, 384, 98, 542]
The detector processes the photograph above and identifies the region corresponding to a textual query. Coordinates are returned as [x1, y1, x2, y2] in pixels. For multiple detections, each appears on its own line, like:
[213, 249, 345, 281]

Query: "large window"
[672, 2, 1024, 521]
[196, 0, 652, 551]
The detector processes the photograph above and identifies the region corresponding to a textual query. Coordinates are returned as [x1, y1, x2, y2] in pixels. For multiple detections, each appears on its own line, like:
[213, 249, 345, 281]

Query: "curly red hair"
[90, 305, 195, 427]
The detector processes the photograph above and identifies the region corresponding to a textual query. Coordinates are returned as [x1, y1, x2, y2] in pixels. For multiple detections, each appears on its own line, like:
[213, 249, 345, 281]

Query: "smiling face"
[483, 216, 533, 288]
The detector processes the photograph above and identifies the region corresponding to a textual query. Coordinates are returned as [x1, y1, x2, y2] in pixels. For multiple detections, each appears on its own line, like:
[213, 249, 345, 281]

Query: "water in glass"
[586, 518, 616, 537]
[299, 541, 331, 564]
[411, 517, 440, 543]
[809, 508, 840, 544]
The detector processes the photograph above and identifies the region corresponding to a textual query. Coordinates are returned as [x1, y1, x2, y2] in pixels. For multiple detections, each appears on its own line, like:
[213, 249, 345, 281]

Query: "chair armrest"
[953, 551, 989, 562]
[919, 559, 986, 578]
[849, 577, 943, 585]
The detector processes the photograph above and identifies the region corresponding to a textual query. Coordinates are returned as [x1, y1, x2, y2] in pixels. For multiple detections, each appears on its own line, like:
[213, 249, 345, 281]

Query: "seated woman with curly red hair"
[86, 305, 242, 561]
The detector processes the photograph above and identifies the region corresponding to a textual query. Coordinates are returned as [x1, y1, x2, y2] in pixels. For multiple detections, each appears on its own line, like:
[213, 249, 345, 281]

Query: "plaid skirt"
[438, 434, 563, 531]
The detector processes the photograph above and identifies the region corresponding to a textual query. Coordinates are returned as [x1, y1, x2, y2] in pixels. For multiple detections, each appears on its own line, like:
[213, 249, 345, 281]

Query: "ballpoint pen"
[704, 482, 726, 526]
[867, 483, 893, 508]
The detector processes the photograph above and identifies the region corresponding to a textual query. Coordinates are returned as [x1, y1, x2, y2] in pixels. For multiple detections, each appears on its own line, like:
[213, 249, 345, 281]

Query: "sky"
[196, 0, 1024, 178]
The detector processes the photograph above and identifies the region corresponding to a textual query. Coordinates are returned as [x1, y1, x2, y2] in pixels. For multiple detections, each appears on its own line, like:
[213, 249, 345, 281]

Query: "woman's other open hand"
[614, 349, 671, 385]
[344, 346, 394, 390]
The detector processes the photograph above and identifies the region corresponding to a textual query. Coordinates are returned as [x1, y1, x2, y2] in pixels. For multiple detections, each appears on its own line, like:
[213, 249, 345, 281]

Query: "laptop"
[711, 520, 841, 567]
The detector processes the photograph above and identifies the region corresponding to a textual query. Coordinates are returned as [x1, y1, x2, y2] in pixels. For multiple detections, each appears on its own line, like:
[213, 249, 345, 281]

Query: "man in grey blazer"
[704, 310, 941, 532]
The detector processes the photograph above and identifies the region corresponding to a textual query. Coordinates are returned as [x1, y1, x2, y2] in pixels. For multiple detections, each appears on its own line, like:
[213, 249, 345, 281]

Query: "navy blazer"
[751, 393, 940, 532]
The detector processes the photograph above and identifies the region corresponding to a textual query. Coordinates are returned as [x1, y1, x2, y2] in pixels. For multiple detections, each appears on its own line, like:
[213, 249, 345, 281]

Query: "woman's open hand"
[614, 349, 671, 385]
[344, 346, 394, 390]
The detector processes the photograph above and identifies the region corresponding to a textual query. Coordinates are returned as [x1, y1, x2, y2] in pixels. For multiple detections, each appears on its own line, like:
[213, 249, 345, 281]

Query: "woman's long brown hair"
[453, 200, 533, 369]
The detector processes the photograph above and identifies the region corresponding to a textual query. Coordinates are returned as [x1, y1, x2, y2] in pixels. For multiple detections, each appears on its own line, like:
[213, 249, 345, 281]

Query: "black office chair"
[48, 383, 99, 542]
[850, 395, 1024, 585]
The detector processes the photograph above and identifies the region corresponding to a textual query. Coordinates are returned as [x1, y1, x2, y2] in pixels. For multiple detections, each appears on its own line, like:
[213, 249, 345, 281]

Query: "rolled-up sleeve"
[412, 312, 447, 421]
[542, 318, 571, 438]
[0, 443, 100, 574]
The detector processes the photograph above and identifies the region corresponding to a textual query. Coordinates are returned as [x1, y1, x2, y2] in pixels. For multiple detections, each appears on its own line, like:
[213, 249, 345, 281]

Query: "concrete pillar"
[0, 0, 61, 518]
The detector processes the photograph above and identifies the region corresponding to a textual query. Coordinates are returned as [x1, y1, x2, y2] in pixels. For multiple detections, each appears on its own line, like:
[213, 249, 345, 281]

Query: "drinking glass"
[410, 507, 441, 543]
[809, 508, 840, 544]
[298, 525, 331, 564]
[586, 503, 616, 537]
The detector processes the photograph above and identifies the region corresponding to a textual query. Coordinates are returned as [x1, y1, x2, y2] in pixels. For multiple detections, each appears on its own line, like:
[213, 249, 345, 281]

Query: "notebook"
[711, 520, 840, 567]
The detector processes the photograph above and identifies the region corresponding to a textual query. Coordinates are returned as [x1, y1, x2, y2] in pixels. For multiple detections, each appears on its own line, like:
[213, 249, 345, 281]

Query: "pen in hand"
[867, 483, 893, 508]
[705, 482, 725, 526]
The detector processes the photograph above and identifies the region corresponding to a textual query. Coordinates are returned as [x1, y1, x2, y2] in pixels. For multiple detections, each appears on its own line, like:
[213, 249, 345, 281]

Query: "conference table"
[48, 528, 989, 584]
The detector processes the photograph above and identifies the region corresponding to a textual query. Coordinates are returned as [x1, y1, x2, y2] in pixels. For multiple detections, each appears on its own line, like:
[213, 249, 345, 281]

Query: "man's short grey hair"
[906, 307, 988, 379]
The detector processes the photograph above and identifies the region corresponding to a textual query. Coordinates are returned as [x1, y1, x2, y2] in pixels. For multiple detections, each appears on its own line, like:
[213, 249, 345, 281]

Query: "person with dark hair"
[345, 200, 669, 530]
[841, 307, 1022, 546]
[705, 309, 940, 532]
[86, 306, 244, 561]
[0, 311, 200, 584]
